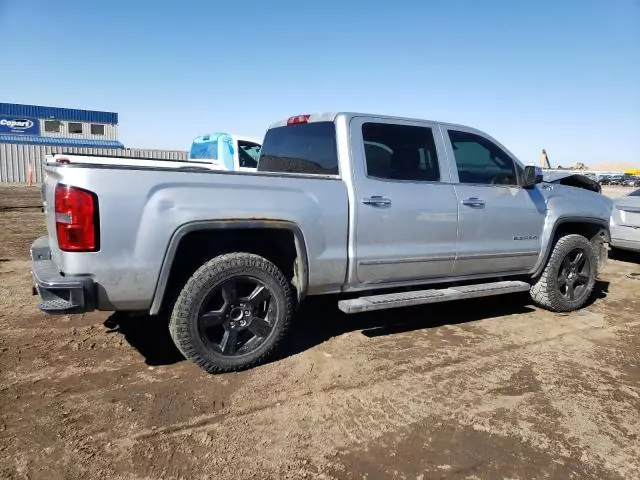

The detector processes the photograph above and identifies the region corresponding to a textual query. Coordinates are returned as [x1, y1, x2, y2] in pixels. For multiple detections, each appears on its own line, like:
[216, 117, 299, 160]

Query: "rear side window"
[258, 122, 338, 175]
[630, 188, 640, 197]
[362, 123, 440, 181]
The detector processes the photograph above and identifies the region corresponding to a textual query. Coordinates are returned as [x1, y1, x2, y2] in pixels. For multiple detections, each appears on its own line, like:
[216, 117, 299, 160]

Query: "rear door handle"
[362, 196, 392, 207]
[461, 197, 485, 208]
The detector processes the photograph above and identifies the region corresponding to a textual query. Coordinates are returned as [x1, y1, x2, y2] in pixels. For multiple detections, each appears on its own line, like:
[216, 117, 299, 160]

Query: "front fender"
[531, 217, 610, 278]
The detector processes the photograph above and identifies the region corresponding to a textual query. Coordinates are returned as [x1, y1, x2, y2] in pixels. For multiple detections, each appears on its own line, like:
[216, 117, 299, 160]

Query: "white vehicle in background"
[45, 133, 263, 173]
[189, 133, 262, 172]
[610, 187, 640, 252]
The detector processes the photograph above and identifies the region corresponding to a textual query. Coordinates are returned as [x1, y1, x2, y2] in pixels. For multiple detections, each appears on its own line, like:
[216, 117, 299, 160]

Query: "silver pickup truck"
[32, 112, 612, 373]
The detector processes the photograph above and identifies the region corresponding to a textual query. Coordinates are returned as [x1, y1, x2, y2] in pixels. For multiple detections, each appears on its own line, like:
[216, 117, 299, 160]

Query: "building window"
[44, 120, 61, 133]
[68, 122, 83, 134]
[90, 124, 105, 135]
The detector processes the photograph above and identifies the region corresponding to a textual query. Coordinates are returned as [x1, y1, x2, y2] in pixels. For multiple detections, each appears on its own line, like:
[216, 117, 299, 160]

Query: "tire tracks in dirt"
[107, 308, 640, 479]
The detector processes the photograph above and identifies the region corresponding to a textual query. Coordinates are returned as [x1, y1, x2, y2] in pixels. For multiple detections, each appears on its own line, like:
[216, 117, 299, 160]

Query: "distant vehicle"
[610, 188, 640, 252]
[189, 133, 261, 172]
[32, 112, 612, 373]
[608, 175, 625, 185]
[598, 175, 614, 185]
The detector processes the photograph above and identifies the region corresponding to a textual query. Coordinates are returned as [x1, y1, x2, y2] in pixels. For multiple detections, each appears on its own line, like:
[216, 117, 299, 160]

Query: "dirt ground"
[1, 185, 639, 480]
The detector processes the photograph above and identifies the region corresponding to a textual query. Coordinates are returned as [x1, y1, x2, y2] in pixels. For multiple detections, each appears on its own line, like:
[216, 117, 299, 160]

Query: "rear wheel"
[530, 234, 598, 312]
[169, 253, 294, 373]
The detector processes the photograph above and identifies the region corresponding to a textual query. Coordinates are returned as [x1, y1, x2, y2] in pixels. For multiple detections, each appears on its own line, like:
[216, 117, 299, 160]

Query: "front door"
[351, 118, 459, 285]
[443, 127, 547, 276]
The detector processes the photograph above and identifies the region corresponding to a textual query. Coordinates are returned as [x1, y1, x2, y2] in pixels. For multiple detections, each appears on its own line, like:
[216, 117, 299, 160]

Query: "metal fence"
[0, 143, 189, 183]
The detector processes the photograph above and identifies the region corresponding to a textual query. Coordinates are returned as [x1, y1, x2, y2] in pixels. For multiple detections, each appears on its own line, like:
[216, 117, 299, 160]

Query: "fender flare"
[531, 216, 610, 278]
[149, 220, 309, 315]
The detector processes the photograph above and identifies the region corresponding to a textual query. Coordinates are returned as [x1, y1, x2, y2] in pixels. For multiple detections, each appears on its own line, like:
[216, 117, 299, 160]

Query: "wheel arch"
[532, 217, 610, 278]
[149, 220, 309, 315]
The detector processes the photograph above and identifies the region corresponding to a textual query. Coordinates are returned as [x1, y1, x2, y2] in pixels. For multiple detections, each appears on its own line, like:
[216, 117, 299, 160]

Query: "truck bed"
[41, 161, 349, 311]
[46, 153, 216, 171]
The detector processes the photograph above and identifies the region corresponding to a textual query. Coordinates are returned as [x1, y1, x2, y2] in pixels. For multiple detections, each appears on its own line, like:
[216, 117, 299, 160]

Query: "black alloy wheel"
[557, 248, 591, 303]
[197, 277, 275, 356]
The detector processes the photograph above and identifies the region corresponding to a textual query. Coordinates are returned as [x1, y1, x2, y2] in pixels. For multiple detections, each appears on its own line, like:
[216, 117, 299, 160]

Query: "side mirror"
[522, 165, 543, 188]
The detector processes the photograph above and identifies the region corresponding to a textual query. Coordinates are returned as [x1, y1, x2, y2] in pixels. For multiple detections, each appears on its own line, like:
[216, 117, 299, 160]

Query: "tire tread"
[530, 234, 597, 312]
[169, 253, 294, 373]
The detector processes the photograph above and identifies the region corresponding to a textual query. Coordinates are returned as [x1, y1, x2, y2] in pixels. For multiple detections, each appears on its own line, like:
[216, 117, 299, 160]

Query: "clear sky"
[1, 0, 639, 166]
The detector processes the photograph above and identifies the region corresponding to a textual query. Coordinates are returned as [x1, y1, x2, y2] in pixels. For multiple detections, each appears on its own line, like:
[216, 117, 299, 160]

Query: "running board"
[338, 280, 531, 314]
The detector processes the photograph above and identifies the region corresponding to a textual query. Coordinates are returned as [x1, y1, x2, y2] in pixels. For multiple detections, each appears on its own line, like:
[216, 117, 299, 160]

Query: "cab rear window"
[257, 122, 338, 175]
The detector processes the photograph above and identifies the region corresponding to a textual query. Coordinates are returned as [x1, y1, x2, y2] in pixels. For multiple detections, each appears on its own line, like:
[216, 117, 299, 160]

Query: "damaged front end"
[542, 171, 602, 193]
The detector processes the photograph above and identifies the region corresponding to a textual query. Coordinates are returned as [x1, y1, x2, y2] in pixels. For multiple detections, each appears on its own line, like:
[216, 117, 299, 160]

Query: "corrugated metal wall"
[0, 103, 118, 124]
[0, 143, 188, 183]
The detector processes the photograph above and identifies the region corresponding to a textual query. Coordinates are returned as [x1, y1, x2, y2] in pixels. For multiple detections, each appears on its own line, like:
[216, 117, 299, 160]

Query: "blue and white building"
[0, 102, 190, 183]
[0, 102, 124, 149]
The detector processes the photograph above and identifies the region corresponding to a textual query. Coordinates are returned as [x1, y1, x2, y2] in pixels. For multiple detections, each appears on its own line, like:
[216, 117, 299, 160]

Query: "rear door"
[350, 117, 459, 285]
[442, 126, 546, 276]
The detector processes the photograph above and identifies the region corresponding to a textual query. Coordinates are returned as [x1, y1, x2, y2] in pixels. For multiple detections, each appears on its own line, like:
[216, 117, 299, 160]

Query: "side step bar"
[338, 280, 531, 314]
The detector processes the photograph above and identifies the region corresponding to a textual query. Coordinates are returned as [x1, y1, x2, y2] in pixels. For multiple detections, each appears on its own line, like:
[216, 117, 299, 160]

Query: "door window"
[448, 130, 518, 185]
[237, 140, 261, 168]
[362, 123, 440, 181]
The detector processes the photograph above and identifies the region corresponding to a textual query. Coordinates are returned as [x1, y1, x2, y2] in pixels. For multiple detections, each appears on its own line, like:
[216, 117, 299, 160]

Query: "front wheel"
[530, 234, 598, 312]
[169, 253, 294, 373]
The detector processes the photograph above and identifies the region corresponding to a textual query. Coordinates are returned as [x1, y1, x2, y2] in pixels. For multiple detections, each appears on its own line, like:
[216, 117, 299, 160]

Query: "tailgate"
[41, 165, 64, 256]
[614, 202, 640, 227]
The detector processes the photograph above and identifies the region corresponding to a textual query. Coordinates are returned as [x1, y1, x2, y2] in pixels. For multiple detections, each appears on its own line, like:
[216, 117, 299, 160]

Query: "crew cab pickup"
[31, 112, 612, 373]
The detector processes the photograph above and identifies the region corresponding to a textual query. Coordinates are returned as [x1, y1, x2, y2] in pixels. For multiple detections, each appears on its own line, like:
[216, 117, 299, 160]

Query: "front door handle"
[362, 196, 392, 207]
[461, 197, 485, 208]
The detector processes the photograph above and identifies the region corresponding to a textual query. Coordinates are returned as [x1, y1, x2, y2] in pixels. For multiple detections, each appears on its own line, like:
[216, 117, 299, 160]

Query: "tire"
[169, 253, 294, 373]
[591, 233, 608, 272]
[530, 234, 598, 312]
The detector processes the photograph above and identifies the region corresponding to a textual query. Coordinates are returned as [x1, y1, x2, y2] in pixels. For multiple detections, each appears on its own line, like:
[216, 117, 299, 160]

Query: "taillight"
[287, 114, 310, 125]
[55, 184, 99, 252]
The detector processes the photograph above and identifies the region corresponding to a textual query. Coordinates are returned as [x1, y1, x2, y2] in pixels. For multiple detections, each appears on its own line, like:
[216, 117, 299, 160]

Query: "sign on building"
[0, 116, 40, 135]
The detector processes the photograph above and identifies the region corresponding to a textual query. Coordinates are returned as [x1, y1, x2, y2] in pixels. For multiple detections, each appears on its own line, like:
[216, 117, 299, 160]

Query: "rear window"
[190, 138, 218, 160]
[257, 122, 338, 175]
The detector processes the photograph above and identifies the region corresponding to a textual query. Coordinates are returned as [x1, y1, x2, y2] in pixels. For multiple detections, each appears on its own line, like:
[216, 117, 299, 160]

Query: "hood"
[542, 171, 601, 193]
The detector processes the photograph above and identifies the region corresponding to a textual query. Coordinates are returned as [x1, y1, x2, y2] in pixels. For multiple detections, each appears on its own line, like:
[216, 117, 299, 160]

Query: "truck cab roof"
[268, 112, 478, 133]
